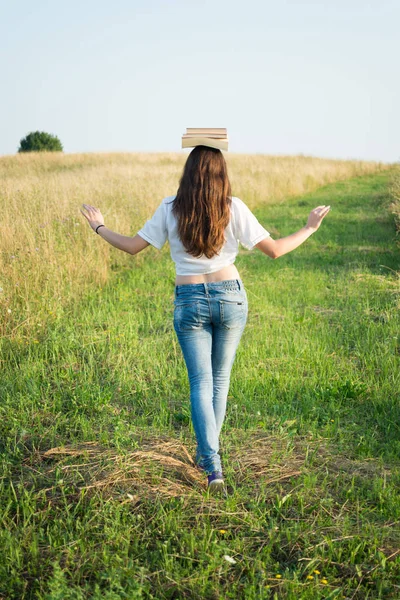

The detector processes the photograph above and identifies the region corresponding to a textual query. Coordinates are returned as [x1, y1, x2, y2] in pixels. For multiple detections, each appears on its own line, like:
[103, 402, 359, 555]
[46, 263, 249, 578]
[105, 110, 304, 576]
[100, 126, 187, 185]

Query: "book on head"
[186, 127, 227, 135]
[181, 128, 228, 151]
[182, 133, 227, 139]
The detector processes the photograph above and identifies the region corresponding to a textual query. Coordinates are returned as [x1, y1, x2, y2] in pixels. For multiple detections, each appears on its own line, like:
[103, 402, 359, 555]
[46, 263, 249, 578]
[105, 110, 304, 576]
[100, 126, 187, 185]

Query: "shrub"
[18, 131, 63, 153]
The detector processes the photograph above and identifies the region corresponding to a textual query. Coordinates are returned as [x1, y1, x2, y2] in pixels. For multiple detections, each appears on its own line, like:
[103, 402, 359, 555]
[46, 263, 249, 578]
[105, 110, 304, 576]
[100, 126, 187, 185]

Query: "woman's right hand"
[306, 205, 331, 232]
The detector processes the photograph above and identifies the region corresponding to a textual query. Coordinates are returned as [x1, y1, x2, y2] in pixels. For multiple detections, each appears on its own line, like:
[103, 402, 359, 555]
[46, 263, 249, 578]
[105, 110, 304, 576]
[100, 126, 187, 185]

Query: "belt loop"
[237, 279, 241, 291]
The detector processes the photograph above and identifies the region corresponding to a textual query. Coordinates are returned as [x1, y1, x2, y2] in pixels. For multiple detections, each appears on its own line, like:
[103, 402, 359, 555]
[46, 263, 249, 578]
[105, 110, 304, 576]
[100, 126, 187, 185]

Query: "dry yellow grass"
[0, 151, 391, 337]
[15, 429, 389, 504]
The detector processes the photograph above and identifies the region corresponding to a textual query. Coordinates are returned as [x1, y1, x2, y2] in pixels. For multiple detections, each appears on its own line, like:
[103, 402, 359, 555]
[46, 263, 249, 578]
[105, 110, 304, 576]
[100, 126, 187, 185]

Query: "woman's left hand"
[80, 204, 105, 232]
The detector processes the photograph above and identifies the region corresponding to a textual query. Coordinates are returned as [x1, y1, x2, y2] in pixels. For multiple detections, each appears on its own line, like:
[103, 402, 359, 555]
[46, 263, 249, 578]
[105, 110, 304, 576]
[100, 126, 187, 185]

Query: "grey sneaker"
[207, 471, 225, 494]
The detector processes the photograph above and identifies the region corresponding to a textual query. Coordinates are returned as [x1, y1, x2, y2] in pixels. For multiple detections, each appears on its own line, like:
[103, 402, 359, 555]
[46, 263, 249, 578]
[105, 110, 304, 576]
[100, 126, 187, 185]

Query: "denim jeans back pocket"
[219, 298, 247, 330]
[173, 301, 201, 331]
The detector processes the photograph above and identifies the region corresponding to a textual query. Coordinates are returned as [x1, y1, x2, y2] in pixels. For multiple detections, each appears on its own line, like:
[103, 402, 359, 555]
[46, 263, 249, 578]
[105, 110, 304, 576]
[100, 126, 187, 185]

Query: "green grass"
[1, 170, 399, 599]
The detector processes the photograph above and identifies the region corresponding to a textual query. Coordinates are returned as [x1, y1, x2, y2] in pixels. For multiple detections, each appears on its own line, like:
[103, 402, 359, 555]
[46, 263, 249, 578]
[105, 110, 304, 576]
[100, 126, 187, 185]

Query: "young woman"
[81, 146, 330, 494]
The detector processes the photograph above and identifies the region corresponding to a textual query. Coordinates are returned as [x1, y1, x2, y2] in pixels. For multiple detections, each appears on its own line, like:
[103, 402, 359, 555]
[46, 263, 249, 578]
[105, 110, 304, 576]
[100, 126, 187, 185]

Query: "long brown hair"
[170, 145, 232, 259]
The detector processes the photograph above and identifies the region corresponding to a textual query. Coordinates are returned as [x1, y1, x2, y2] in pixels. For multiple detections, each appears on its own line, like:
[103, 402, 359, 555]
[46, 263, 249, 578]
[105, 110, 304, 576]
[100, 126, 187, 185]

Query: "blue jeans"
[173, 278, 248, 475]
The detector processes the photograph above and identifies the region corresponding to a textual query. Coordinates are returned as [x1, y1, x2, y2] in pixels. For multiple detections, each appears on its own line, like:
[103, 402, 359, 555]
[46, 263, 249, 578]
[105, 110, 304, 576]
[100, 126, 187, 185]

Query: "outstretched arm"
[80, 204, 150, 256]
[255, 205, 331, 259]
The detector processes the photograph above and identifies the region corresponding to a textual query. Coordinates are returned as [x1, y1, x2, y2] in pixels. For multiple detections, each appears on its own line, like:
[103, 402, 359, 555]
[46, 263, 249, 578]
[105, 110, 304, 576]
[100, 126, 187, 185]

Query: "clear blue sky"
[1, 0, 398, 161]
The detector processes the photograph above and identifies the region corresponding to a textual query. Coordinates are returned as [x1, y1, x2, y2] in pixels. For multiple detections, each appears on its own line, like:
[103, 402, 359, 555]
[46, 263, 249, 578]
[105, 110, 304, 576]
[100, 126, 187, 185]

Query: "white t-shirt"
[137, 195, 271, 276]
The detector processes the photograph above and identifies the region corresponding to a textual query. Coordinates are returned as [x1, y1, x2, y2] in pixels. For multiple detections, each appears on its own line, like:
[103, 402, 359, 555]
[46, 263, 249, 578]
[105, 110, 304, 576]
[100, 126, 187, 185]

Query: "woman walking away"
[80, 145, 330, 495]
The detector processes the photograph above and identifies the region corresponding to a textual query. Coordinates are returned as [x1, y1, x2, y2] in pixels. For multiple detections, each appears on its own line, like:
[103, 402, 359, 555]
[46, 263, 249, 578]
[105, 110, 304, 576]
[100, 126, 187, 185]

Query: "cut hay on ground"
[14, 429, 392, 510]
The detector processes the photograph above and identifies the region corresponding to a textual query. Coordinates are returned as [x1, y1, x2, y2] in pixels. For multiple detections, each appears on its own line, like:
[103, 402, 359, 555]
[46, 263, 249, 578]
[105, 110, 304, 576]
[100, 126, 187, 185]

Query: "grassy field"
[1, 157, 399, 599]
[0, 151, 391, 339]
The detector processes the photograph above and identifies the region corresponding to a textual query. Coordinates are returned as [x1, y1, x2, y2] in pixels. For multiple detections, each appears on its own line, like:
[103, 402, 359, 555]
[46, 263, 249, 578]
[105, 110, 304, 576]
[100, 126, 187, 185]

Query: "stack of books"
[181, 128, 228, 151]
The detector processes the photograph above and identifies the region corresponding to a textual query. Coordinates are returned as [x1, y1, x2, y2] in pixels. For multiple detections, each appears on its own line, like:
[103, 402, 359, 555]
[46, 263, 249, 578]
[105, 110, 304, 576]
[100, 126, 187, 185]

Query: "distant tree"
[18, 131, 63, 153]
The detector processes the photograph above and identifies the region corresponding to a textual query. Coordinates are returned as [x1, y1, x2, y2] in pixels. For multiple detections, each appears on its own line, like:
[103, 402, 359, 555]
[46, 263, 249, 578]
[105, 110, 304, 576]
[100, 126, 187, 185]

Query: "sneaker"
[207, 471, 225, 494]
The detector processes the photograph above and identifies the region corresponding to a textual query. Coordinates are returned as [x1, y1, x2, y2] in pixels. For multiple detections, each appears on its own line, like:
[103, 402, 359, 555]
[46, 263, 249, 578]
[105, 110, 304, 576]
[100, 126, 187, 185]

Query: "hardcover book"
[181, 127, 228, 151]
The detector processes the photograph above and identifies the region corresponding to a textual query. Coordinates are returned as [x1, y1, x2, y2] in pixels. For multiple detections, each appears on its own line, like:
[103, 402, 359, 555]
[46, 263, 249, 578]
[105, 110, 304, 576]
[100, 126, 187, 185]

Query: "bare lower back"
[175, 263, 241, 285]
